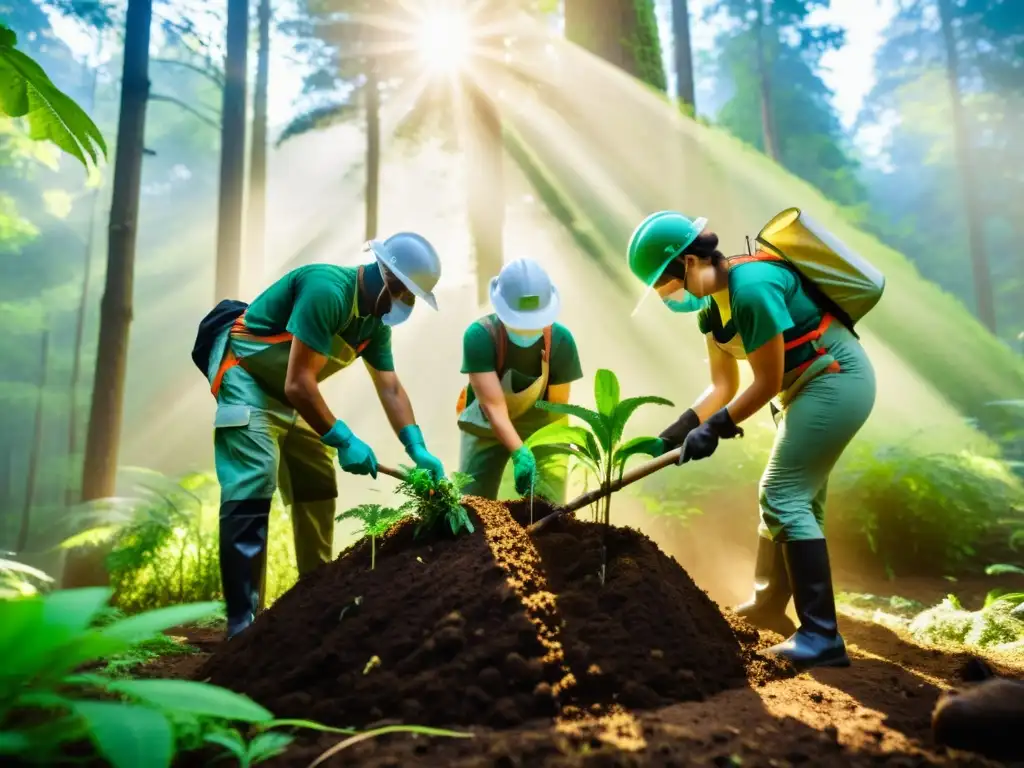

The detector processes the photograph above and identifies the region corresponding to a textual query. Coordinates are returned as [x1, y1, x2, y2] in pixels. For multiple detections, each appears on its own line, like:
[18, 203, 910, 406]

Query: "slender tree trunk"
[215, 0, 250, 302]
[463, 76, 504, 305]
[671, 0, 695, 111]
[937, 0, 995, 332]
[754, 0, 779, 161]
[17, 329, 50, 553]
[247, 0, 271, 295]
[68, 64, 101, 508]
[365, 63, 380, 241]
[64, 0, 153, 588]
[565, 0, 666, 90]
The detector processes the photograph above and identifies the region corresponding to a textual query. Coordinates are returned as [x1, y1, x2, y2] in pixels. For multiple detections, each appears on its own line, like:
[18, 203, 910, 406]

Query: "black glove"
[679, 408, 744, 464]
[659, 408, 701, 452]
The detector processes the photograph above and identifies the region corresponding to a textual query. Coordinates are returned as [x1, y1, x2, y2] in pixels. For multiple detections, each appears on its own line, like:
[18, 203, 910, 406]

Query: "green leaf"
[248, 731, 295, 762]
[0, 730, 30, 754]
[524, 423, 592, 450]
[0, 593, 45, 661]
[594, 369, 621, 419]
[611, 395, 674, 444]
[107, 679, 273, 723]
[264, 719, 355, 734]
[59, 524, 124, 550]
[985, 564, 1024, 576]
[0, 46, 106, 168]
[73, 702, 173, 768]
[203, 730, 247, 762]
[44, 587, 113, 634]
[535, 401, 612, 452]
[99, 601, 222, 644]
[537, 444, 601, 482]
[613, 436, 664, 471]
[1010, 530, 1024, 551]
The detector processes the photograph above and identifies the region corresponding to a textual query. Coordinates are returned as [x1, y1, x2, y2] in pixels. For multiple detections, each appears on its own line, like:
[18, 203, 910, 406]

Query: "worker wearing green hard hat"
[193, 232, 447, 640]
[626, 210, 877, 672]
[456, 258, 583, 502]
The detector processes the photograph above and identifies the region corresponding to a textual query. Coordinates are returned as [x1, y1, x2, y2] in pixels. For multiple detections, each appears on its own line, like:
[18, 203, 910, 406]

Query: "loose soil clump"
[198, 496, 752, 729]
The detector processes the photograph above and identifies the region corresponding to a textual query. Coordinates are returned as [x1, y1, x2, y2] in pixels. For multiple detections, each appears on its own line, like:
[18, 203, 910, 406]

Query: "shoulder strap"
[542, 325, 552, 363]
[482, 315, 507, 376]
[728, 250, 784, 268]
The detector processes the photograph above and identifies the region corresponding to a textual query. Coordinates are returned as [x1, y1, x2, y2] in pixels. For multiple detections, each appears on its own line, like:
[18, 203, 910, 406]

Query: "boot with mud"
[733, 535, 797, 637]
[219, 498, 271, 640]
[765, 538, 850, 670]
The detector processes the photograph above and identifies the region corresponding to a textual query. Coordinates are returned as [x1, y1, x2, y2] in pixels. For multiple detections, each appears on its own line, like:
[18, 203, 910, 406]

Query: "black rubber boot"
[765, 538, 851, 670]
[734, 536, 797, 637]
[219, 498, 271, 640]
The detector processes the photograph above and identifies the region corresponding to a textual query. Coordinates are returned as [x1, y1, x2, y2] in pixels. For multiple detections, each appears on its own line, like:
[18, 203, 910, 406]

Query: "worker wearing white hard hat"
[455, 259, 583, 501]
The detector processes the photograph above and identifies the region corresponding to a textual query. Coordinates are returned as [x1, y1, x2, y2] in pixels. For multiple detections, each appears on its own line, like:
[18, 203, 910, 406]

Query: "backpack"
[455, 316, 553, 415]
[750, 207, 885, 334]
[192, 299, 249, 377]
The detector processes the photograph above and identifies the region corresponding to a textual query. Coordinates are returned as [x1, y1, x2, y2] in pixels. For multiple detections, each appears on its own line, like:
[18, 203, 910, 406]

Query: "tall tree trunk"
[215, 0, 250, 302]
[365, 63, 380, 241]
[671, 0, 695, 111]
[464, 76, 504, 305]
[754, 0, 779, 161]
[246, 0, 270, 295]
[937, 0, 995, 332]
[64, 0, 153, 588]
[565, 0, 666, 91]
[18, 329, 50, 553]
[68, 63, 101, 508]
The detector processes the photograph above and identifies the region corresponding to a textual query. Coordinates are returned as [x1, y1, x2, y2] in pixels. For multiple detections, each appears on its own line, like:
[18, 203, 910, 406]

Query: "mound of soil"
[199, 497, 752, 729]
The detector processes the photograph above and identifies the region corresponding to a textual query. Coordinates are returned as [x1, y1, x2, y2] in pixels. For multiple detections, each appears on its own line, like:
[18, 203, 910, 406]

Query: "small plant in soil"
[335, 504, 412, 569]
[528, 368, 672, 527]
[396, 467, 476, 537]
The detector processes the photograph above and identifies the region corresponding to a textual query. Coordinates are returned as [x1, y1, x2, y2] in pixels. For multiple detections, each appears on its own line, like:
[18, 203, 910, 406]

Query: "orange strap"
[787, 314, 841, 376]
[728, 250, 783, 268]
[211, 314, 370, 397]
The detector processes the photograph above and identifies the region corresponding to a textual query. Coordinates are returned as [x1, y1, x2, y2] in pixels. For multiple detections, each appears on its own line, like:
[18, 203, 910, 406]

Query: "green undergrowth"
[396, 468, 475, 537]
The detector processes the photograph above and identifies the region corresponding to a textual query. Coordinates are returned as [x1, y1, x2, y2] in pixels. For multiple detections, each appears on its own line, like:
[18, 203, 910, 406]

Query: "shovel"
[527, 446, 683, 534]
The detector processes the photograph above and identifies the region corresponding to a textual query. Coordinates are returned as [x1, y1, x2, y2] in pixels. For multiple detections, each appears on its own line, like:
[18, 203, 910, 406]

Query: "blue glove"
[322, 420, 378, 478]
[398, 425, 446, 481]
[679, 408, 743, 464]
[511, 445, 538, 496]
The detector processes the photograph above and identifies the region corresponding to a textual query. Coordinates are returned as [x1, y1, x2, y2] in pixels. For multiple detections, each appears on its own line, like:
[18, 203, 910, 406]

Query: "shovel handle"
[376, 464, 406, 481]
[526, 447, 683, 533]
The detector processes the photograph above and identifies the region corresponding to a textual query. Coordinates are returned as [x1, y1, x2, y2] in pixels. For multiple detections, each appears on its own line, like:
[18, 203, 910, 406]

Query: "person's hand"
[399, 425, 446, 482]
[679, 408, 743, 464]
[659, 408, 700, 451]
[511, 445, 538, 496]
[322, 420, 378, 478]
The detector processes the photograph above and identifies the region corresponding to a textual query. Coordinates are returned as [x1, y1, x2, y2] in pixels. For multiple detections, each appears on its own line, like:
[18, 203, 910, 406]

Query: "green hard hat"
[627, 211, 708, 286]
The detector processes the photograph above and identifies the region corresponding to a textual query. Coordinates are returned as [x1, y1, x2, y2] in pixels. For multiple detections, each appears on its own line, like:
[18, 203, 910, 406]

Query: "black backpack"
[191, 299, 248, 376]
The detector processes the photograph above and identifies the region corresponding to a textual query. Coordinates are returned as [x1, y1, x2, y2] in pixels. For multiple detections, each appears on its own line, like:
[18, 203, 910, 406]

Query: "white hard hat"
[366, 232, 441, 310]
[490, 259, 560, 330]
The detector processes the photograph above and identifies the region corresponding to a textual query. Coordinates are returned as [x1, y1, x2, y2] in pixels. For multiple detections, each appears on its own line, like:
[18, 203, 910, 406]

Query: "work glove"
[679, 408, 743, 464]
[322, 420, 378, 478]
[658, 408, 701, 452]
[511, 445, 539, 497]
[398, 425, 446, 482]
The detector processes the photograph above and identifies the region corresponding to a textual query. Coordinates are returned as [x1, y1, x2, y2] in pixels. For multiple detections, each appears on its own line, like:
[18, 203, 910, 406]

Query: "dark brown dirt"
[155, 498, 1024, 767]
[197, 496, 755, 730]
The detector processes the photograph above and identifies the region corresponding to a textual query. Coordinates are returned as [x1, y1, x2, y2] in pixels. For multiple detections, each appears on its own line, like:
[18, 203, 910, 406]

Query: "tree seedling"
[335, 505, 411, 570]
[396, 468, 476, 537]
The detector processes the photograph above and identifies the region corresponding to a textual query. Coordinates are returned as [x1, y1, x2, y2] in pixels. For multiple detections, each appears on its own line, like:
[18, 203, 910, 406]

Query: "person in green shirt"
[626, 211, 876, 671]
[194, 232, 446, 639]
[457, 258, 583, 502]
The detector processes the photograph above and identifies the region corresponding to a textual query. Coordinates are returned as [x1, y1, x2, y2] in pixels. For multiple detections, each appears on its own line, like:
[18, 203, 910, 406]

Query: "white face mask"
[381, 298, 413, 327]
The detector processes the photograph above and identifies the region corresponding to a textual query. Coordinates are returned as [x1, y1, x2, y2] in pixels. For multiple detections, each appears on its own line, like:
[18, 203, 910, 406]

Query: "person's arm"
[468, 371, 524, 452]
[546, 382, 571, 404]
[726, 333, 784, 425]
[692, 334, 740, 422]
[364, 362, 416, 435]
[283, 338, 336, 436]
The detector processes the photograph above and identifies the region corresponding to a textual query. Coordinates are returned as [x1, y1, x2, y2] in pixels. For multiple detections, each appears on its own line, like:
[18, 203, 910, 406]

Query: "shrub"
[395, 468, 475, 537]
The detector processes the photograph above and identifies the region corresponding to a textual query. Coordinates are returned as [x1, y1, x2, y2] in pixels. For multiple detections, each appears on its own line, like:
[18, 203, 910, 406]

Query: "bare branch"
[151, 57, 225, 88]
[148, 93, 221, 129]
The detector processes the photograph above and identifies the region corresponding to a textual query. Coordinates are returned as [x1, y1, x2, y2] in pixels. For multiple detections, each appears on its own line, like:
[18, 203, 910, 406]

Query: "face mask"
[661, 288, 705, 314]
[507, 329, 543, 347]
[381, 298, 413, 327]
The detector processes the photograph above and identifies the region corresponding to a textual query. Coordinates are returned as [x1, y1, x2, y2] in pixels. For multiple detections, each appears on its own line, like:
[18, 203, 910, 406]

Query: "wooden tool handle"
[376, 464, 406, 481]
[526, 447, 683, 533]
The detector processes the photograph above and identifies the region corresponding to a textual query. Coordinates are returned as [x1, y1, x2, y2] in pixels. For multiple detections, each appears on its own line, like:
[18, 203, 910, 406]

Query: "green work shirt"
[243, 264, 394, 372]
[460, 316, 583, 407]
[725, 261, 822, 372]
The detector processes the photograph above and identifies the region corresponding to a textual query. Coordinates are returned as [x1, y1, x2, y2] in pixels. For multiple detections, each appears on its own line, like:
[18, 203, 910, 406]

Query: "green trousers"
[758, 334, 876, 543]
[458, 430, 569, 503]
[212, 361, 337, 575]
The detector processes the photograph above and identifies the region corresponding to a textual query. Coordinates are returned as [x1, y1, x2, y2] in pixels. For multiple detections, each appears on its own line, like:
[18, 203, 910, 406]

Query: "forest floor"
[145, 498, 1024, 768]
